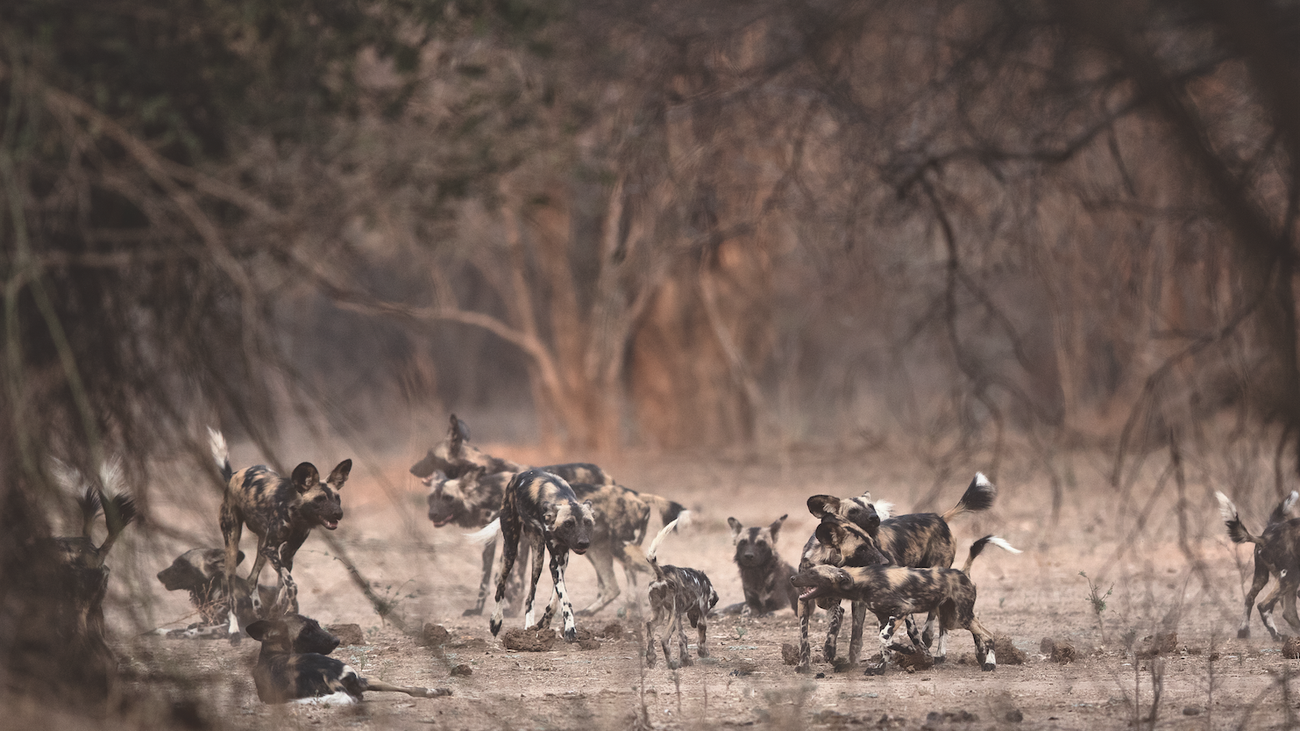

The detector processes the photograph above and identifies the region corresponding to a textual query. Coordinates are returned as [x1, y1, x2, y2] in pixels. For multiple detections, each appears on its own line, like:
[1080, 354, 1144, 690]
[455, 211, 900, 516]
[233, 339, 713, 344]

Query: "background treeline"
[4, 0, 1300, 710]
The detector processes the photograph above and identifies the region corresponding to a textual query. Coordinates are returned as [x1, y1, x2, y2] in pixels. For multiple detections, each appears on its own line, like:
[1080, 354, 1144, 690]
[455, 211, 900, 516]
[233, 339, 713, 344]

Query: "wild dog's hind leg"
[1239, 559, 1270, 638]
[218, 506, 244, 636]
[490, 514, 523, 637]
[645, 585, 667, 668]
[465, 540, 497, 617]
[575, 546, 619, 617]
[1258, 581, 1286, 641]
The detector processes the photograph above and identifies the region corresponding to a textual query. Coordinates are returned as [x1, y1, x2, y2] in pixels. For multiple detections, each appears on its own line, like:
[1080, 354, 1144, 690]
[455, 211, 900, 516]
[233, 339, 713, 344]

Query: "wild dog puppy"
[644, 518, 718, 669]
[808, 472, 998, 650]
[721, 515, 800, 616]
[794, 511, 891, 671]
[245, 614, 450, 704]
[1216, 490, 1300, 639]
[155, 548, 280, 638]
[791, 535, 1020, 675]
[473, 469, 595, 641]
[211, 428, 352, 634]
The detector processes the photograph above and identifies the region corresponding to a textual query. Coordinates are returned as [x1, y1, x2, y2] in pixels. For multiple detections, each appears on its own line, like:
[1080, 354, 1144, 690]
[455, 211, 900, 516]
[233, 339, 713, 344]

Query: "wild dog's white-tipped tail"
[1215, 491, 1238, 524]
[49, 457, 84, 493]
[208, 427, 232, 483]
[466, 518, 501, 546]
[1285, 491, 1299, 515]
[985, 536, 1022, 554]
[673, 509, 692, 531]
[646, 517, 681, 563]
[961, 534, 1021, 573]
[98, 455, 126, 495]
[873, 501, 894, 522]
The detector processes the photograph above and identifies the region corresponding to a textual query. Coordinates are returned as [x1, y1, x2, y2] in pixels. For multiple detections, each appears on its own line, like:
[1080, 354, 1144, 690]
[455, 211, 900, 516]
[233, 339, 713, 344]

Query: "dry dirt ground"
[38, 439, 1300, 730]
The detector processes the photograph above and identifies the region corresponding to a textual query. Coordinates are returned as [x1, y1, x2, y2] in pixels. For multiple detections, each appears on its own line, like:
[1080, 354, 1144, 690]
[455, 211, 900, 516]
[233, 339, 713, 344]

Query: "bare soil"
[68, 444, 1300, 729]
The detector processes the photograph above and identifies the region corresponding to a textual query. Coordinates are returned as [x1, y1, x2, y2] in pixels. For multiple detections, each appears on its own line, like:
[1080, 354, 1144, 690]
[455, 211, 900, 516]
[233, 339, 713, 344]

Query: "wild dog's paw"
[562, 626, 577, 642]
[863, 663, 887, 676]
[489, 618, 503, 636]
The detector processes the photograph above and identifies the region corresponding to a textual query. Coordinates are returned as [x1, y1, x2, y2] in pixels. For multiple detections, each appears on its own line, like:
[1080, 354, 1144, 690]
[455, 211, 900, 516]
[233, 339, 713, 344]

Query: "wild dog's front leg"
[797, 599, 814, 672]
[575, 547, 618, 617]
[465, 540, 497, 617]
[823, 601, 844, 664]
[1283, 574, 1300, 633]
[864, 616, 902, 676]
[921, 610, 938, 649]
[848, 601, 867, 665]
[546, 546, 578, 641]
[265, 545, 298, 615]
[696, 603, 711, 659]
[522, 533, 548, 630]
[970, 618, 996, 671]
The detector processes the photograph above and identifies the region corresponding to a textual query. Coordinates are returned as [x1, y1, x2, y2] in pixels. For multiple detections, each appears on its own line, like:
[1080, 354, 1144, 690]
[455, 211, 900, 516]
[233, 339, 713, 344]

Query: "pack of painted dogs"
[51, 412, 1300, 704]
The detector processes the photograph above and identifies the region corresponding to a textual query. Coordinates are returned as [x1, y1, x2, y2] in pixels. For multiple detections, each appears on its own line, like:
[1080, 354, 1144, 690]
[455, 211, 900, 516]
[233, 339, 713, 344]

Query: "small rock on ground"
[502, 628, 557, 652]
[327, 624, 365, 646]
[420, 623, 450, 648]
[993, 635, 1026, 664]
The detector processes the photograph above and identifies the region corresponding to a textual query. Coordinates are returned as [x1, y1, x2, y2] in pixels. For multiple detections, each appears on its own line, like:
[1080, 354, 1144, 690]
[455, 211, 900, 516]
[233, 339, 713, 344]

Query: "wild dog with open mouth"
[794, 509, 891, 670]
[807, 472, 997, 654]
[791, 535, 1020, 675]
[720, 515, 799, 616]
[155, 548, 280, 638]
[1216, 489, 1300, 639]
[245, 614, 451, 704]
[212, 428, 352, 634]
[472, 469, 596, 641]
[644, 517, 718, 669]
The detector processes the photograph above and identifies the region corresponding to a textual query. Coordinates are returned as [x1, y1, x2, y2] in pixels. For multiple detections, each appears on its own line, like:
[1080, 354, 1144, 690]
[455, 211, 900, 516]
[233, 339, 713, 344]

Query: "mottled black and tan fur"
[155, 547, 279, 638]
[212, 428, 352, 634]
[644, 517, 718, 669]
[721, 515, 799, 616]
[246, 614, 450, 704]
[791, 535, 1019, 675]
[474, 469, 596, 641]
[409, 413, 524, 480]
[794, 510, 891, 670]
[1216, 490, 1300, 639]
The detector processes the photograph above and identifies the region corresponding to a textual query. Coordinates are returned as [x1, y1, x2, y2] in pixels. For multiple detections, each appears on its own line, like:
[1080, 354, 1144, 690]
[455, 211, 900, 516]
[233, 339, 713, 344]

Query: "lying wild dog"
[473, 469, 596, 641]
[795, 510, 892, 671]
[211, 428, 352, 634]
[791, 535, 1020, 674]
[415, 415, 688, 616]
[720, 515, 800, 616]
[155, 548, 280, 638]
[1216, 490, 1300, 639]
[245, 614, 451, 704]
[808, 472, 997, 651]
[644, 517, 719, 669]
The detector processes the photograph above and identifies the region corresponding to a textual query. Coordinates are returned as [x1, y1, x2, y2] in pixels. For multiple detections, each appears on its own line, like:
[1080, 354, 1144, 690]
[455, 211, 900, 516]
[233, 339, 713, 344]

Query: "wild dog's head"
[814, 517, 889, 567]
[292, 460, 350, 530]
[425, 469, 468, 526]
[807, 492, 881, 536]
[546, 496, 596, 555]
[246, 614, 340, 655]
[789, 564, 854, 602]
[157, 547, 245, 592]
[727, 515, 787, 569]
[411, 413, 516, 480]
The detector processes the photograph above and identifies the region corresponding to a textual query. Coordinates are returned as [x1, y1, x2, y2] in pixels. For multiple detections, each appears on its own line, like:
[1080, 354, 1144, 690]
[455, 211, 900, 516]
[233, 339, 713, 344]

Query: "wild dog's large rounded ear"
[807, 495, 838, 518]
[292, 463, 321, 492]
[769, 514, 789, 539]
[814, 520, 845, 547]
[410, 449, 438, 479]
[245, 619, 278, 642]
[448, 414, 470, 456]
[327, 459, 352, 488]
[727, 517, 744, 539]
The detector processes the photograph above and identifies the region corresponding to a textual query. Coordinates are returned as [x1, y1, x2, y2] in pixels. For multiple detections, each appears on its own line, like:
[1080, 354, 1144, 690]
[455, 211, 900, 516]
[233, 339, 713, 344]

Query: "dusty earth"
[23, 437, 1300, 730]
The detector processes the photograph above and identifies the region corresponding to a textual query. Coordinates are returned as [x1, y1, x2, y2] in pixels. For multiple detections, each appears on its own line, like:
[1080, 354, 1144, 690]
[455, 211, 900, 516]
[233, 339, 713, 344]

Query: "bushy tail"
[98, 494, 138, 556]
[642, 493, 690, 531]
[208, 427, 233, 484]
[942, 472, 997, 522]
[961, 535, 1021, 574]
[1216, 491, 1263, 545]
[873, 501, 894, 521]
[1268, 490, 1300, 526]
[466, 518, 502, 546]
[645, 517, 682, 581]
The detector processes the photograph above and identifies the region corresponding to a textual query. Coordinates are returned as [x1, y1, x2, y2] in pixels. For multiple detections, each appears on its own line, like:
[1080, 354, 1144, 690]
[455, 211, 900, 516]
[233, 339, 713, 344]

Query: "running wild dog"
[245, 614, 451, 704]
[472, 469, 596, 641]
[211, 428, 352, 634]
[156, 548, 279, 638]
[1216, 490, 1300, 639]
[721, 515, 800, 615]
[791, 535, 1020, 675]
[644, 518, 719, 669]
[795, 510, 891, 670]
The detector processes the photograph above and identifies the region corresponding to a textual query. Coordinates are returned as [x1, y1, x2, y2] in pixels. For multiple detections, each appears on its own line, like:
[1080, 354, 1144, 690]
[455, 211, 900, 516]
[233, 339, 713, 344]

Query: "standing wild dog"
[721, 515, 800, 616]
[807, 472, 998, 656]
[795, 509, 891, 671]
[473, 469, 596, 641]
[155, 548, 280, 638]
[791, 535, 1020, 674]
[1216, 490, 1300, 639]
[644, 518, 719, 669]
[245, 614, 451, 704]
[211, 428, 352, 634]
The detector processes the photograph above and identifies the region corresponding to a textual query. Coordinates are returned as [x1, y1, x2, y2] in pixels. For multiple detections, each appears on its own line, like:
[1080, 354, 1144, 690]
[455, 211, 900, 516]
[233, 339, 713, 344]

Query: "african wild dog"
[472, 469, 595, 641]
[414, 414, 687, 616]
[795, 510, 891, 671]
[644, 517, 719, 669]
[807, 472, 998, 654]
[721, 515, 799, 616]
[791, 535, 1020, 674]
[245, 614, 451, 704]
[155, 548, 280, 638]
[211, 428, 352, 635]
[1216, 490, 1300, 639]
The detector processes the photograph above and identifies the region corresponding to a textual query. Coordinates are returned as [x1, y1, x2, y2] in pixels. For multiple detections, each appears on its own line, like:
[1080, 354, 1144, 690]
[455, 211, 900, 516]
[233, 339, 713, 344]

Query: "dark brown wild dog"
[644, 517, 719, 669]
[245, 614, 450, 704]
[791, 535, 1020, 675]
[473, 469, 596, 641]
[721, 514, 800, 616]
[1216, 490, 1300, 639]
[211, 428, 351, 635]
